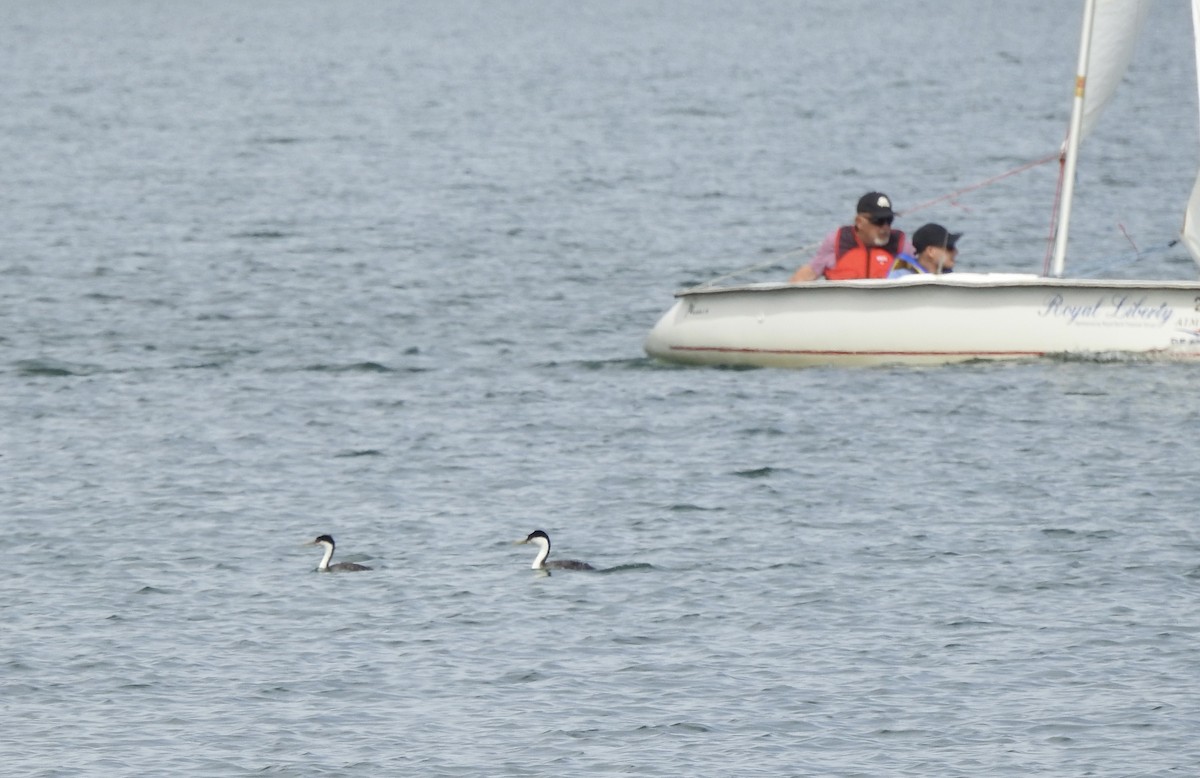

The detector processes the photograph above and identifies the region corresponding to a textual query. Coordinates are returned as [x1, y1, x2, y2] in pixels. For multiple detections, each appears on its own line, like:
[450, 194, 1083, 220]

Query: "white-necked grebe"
[517, 530, 595, 571]
[306, 535, 372, 572]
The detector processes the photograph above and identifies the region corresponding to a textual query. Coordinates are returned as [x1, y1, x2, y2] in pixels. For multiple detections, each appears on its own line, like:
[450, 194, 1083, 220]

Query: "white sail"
[1183, 0, 1200, 267]
[1052, 0, 1155, 276]
[1185, 175, 1200, 266]
[1082, 0, 1200, 270]
[1079, 0, 1152, 140]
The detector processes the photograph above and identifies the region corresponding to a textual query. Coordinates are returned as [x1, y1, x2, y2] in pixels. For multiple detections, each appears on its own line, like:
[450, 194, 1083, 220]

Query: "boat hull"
[644, 275, 1200, 368]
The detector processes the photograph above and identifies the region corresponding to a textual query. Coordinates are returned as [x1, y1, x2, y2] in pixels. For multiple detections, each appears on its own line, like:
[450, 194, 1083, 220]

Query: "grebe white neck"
[316, 540, 335, 572]
[527, 534, 551, 569]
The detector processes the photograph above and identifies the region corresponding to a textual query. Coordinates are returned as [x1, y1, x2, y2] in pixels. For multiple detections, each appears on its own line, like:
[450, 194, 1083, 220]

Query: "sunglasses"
[867, 215, 894, 226]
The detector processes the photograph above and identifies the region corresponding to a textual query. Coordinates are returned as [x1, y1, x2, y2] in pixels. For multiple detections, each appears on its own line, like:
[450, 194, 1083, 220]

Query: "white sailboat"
[644, 0, 1200, 368]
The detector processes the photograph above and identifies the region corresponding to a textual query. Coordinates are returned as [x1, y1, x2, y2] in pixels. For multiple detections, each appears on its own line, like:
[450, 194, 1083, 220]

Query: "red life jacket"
[824, 226, 906, 280]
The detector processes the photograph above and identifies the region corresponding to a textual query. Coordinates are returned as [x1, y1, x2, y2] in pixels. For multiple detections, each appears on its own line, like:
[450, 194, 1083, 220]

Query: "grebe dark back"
[306, 534, 372, 572]
[517, 530, 595, 571]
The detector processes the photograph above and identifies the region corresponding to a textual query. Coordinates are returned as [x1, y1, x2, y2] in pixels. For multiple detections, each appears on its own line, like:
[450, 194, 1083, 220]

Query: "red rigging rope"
[899, 152, 1060, 218]
[1042, 154, 1068, 275]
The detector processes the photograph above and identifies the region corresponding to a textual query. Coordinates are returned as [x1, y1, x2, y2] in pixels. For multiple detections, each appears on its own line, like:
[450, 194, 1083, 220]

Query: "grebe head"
[520, 530, 550, 547]
[307, 534, 335, 548]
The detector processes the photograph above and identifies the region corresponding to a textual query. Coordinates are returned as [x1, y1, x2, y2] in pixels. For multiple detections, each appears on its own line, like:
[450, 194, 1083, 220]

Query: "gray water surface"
[4, 1, 1200, 775]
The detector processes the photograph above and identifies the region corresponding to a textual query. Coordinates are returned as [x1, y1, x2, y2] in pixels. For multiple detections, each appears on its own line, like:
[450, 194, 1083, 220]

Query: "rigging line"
[688, 241, 821, 290]
[900, 152, 1059, 217]
[1118, 222, 1139, 256]
[1073, 239, 1179, 277]
[1043, 155, 1068, 276]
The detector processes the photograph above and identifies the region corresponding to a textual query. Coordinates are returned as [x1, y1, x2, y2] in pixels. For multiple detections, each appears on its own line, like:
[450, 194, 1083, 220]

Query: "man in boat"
[789, 191, 913, 282]
[887, 223, 961, 277]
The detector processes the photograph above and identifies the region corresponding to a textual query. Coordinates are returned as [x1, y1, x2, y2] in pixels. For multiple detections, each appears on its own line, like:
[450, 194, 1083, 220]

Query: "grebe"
[306, 535, 372, 572]
[517, 530, 595, 571]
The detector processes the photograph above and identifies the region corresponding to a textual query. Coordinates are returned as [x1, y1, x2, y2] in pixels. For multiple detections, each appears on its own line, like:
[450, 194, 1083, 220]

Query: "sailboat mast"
[1050, 0, 1100, 278]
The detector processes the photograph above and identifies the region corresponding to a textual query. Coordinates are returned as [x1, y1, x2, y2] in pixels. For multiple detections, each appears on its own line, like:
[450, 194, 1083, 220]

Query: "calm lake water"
[4, 1, 1200, 775]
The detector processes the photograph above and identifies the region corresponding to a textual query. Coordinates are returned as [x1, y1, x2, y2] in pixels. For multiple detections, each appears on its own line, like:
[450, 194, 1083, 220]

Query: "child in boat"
[888, 223, 961, 277]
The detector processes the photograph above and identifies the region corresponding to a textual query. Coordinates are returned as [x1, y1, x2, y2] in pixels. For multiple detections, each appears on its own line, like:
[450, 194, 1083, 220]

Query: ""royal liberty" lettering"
[1039, 294, 1174, 325]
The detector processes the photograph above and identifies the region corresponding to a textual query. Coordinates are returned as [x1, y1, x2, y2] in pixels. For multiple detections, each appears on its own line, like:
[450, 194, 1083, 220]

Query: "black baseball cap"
[856, 192, 895, 218]
[912, 223, 962, 252]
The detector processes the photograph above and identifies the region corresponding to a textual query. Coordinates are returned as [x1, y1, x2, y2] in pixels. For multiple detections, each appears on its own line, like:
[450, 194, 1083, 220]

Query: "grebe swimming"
[517, 530, 595, 571]
[306, 535, 372, 572]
